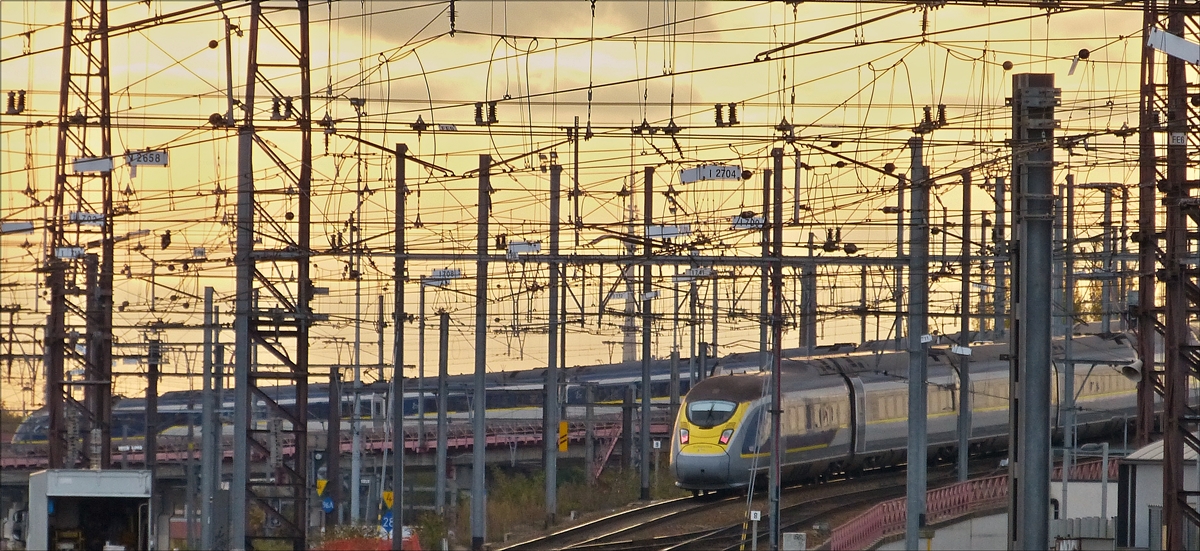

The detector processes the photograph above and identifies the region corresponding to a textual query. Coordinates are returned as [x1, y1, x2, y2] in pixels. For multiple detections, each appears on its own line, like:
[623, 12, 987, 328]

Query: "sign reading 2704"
[680, 164, 741, 183]
[126, 150, 169, 166]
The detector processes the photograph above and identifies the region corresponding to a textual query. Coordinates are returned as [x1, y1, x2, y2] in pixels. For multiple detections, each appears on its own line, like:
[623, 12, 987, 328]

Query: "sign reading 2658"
[126, 150, 169, 166]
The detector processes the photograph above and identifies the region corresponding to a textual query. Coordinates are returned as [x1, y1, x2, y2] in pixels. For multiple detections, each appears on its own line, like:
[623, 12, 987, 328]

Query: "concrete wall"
[1050, 480, 1118, 521]
[876, 513, 1007, 551]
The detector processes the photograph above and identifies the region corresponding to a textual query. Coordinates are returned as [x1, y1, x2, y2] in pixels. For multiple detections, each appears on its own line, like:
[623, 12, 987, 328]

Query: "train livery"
[671, 332, 1140, 492]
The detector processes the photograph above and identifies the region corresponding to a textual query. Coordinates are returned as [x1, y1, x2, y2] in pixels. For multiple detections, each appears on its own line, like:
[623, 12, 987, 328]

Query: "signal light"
[719, 429, 733, 445]
[679, 428, 689, 445]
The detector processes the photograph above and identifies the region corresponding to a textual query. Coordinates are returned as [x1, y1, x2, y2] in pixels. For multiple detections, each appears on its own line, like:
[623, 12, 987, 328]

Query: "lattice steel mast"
[230, 1, 314, 549]
[46, 0, 114, 470]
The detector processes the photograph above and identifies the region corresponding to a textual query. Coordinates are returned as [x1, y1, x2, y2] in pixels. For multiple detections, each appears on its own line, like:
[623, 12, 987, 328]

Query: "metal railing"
[825, 459, 1117, 550]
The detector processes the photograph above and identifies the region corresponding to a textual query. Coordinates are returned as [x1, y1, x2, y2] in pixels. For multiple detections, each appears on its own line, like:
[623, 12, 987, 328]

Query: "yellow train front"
[670, 367, 853, 492]
[671, 334, 1142, 493]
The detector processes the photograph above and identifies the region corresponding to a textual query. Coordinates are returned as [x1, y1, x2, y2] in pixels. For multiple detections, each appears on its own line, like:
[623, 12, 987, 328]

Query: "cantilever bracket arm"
[332, 132, 456, 177]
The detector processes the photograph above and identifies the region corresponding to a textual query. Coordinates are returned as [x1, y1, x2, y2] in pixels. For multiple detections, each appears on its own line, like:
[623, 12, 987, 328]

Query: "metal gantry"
[1148, 0, 1200, 545]
[45, 0, 114, 471]
[230, 1, 314, 549]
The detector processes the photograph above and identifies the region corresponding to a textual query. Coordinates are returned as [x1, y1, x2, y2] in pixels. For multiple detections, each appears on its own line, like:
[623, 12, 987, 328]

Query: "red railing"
[827, 474, 1007, 551]
[826, 459, 1116, 551]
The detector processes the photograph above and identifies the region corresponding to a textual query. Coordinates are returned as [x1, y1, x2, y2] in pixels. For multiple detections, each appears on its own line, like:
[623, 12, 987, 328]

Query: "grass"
[451, 461, 688, 546]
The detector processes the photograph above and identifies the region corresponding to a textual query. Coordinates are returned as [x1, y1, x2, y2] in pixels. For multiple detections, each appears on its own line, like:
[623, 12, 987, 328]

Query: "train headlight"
[679, 428, 689, 445]
[719, 429, 733, 445]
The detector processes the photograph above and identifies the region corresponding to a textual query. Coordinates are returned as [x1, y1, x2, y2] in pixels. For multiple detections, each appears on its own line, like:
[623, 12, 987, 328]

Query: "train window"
[686, 400, 737, 429]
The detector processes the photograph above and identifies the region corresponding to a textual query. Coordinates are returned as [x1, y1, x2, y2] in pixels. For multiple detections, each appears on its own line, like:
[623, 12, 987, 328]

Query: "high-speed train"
[671, 332, 1140, 492]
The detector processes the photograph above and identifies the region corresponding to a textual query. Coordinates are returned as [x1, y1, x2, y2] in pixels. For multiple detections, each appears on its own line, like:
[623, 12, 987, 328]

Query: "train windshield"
[686, 400, 737, 428]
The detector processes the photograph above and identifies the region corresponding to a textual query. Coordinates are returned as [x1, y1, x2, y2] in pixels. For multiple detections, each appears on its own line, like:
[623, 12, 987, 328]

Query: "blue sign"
[322, 497, 334, 514]
[380, 510, 394, 533]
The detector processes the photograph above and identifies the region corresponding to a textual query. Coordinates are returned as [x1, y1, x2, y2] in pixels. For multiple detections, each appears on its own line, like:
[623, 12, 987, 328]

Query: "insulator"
[270, 98, 283, 121]
[714, 103, 724, 127]
[937, 104, 946, 127]
[923, 105, 932, 125]
[727, 102, 739, 125]
[284, 97, 294, 119]
[487, 100, 498, 124]
[4, 91, 14, 115]
[474, 102, 484, 125]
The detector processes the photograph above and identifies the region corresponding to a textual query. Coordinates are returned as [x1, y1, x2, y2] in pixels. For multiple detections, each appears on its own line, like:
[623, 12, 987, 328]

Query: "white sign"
[1148, 27, 1200, 65]
[70, 212, 106, 227]
[72, 157, 113, 173]
[126, 150, 169, 166]
[681, 164, 742, 183]
[0, 222, 33, 234]
[653, 440, 662, 449]
[648, 224, 691, 239]
[781, 532, 807, 551]
[673, 267, 716, 283]
[750, 510, 761, 522]
[952, 345, 972, 356]
[55, 246, 85, 259]
[731, 215, 764, 230]
[431, 268, 462, 280]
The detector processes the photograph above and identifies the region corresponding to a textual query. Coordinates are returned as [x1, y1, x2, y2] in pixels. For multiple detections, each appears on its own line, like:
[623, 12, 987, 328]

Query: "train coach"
[671, 332, 1141, 493]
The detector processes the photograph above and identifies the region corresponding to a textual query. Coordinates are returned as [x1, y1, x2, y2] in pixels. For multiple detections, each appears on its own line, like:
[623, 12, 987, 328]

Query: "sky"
[0, 0, 1150, 412]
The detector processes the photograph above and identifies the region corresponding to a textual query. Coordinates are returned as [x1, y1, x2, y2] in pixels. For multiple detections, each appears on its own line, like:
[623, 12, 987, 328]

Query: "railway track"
[496, 493, 740, 551]
[506, 459, 1004, 551]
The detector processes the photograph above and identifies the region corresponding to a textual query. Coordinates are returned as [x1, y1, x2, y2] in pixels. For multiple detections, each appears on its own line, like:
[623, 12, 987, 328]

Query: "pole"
[641, 166, 654, 501]
[1008, 73, 1057, 551]
[711, 272, 719, 361]
[146, 338, 160, 478]
[435, 311, 449, 515]
[201, 287, 217, 550]
[1061, 176, 1078, 521]
[573, 116, 582, 248]
[186, 405, 197, 549]
[472, 154, 491, 551]
[905, 136, 929, 550]
[860, 267, 868, 344]
[378, 295, 385, 383]
[689, 281, 697, 383]
[327, 365, 342, 527]
[793, 150, 803, 224]
[1101, 184, 1113, 333]
[994, 177, 1007, 336]
[585, 383, 596, 485]
[419, 279, 427, 448]
[1135, 0, 1158, 445]
[957, 173, 972, 483]
[545, 163, 562, 526]
[391, 143, 407, 550]
[896, 159, 906, 351]
[769, 148, 785, 551]
[1101, 442, 1109, 523]
[760, 168, 772, 370]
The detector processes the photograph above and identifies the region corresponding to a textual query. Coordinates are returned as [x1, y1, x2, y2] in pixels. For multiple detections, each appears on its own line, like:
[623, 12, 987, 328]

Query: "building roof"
[1124, 435, 1200, 464]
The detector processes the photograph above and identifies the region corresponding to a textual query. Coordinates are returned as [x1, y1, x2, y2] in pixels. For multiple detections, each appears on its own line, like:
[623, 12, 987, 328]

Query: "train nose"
[673, 445, 730, 486]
